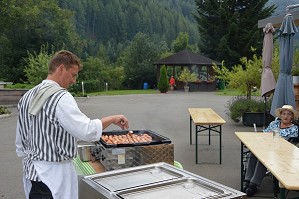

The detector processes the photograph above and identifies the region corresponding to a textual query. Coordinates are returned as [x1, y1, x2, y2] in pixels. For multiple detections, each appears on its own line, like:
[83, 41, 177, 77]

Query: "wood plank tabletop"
[188, 108, 226, 125]
[235, 132, 299, 190]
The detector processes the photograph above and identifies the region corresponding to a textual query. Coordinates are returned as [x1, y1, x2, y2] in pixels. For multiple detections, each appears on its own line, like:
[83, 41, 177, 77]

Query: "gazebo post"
[172, 67, 175, 77]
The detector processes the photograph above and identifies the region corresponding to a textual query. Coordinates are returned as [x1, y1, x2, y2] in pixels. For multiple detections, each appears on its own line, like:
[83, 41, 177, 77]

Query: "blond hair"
[48, 50, 83, 74]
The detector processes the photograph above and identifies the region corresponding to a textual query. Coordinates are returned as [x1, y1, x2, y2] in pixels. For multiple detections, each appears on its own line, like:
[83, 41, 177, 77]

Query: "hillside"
[58, 0, 199, 48]
[267, 0, 299, 16]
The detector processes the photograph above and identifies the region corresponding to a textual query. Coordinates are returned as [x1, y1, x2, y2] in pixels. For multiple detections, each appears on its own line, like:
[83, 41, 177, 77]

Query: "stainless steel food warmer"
[79, 162, 246, 199]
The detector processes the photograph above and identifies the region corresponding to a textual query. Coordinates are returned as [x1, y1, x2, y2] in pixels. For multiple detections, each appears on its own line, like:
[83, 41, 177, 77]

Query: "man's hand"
[113, 115, 129, 130]
[101, 115, 129, 130]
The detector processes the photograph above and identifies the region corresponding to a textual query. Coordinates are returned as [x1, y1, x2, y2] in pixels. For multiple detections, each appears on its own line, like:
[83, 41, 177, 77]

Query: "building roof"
[153, 49, 221, 66]
[258, 7, 299, 28]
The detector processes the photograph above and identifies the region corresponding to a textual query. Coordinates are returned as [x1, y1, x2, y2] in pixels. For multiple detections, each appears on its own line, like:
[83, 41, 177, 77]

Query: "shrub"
[69, 80, 103, 94]
[212, 48, 269, 99]
[0, 106, 11, 115]
[178, 68, 198, 86]
[24, 45, 54, 85]
[157, 65, 169, 93]
[6, 83, 34, 89]
[226, 96, 271, 122]
[292, 66, 299, 76]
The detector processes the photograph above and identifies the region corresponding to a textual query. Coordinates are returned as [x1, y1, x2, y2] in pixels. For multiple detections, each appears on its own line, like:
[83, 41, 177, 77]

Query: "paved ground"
[1, 91, 298, 198]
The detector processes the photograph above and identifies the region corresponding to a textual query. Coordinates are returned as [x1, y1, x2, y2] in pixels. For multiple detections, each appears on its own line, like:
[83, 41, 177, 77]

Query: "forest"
[0, 0, 198, 89]
[0, 0, 277, 91]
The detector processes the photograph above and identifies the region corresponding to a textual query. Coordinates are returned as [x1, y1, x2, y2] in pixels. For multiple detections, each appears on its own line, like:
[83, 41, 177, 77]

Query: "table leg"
[279, 188, 286, 199]
[240, 142, 244, 191]
[219, 125, 222, 164]
[196, 125, 198, 164]
[209, 125, 211, 145]
[190, 116, 192, 145]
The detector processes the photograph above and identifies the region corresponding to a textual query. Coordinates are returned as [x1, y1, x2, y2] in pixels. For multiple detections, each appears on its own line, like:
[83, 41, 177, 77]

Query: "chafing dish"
[80, 162, 246, 199]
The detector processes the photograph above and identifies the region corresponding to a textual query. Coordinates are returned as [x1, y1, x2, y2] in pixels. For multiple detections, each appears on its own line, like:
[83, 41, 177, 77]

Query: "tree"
[0, 0, 84, 82]
[212, 48, 278, 99]
[121, 32, 165, 89]
[194, 0, 276, 68]
[79, 56, 125, 91]
[157, 65, 169, 93]
[24, 45, 54, 85]
[171, 32, 189, 53]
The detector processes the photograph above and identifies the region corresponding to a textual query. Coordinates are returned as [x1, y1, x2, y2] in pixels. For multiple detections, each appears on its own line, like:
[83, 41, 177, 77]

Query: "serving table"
[235, 132, 299, 199]
[188, 108, 226, 164]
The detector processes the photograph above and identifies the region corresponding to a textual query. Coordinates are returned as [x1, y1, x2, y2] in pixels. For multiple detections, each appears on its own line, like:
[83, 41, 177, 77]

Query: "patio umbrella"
[270, 13, 298, 117]
[261, 23, 276, 97]
[261, 23, 276, 127]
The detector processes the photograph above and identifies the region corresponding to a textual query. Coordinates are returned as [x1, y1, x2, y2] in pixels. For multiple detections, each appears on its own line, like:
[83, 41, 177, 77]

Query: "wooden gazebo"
[153, 49, 221, 91]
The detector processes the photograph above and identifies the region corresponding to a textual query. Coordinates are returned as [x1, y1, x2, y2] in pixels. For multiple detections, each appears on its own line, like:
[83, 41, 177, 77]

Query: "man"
[16, 50, 129, 199]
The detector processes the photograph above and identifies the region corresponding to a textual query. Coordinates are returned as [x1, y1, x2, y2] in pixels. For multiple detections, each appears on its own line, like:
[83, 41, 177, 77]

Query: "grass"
[6, 82, 259, 97]
[88, 89, 159, 96]
[216, 88, 261, 96]
[81, 88, 260, 96]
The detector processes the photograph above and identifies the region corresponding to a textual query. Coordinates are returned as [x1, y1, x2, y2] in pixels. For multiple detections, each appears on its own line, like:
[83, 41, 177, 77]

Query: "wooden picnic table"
[188, 108, 226, 164]
[235, 132, 299, 199]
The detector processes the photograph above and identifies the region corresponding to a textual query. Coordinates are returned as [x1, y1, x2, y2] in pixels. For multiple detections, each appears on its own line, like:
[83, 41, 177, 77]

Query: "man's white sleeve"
[56, 92, 102, 141]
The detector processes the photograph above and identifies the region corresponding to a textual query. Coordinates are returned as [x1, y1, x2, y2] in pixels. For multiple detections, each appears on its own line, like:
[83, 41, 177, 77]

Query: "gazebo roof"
[153, 49, 221, 66]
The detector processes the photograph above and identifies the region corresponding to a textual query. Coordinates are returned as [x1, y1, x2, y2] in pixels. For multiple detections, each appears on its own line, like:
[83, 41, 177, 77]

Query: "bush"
[6, 83, 34, 89]
[213, 48, 263, 98]
[0, 106, 11, 115]
[292, 66, 299, 76]
[178, 68, 198, 86]
[69, 80, 104, 94]
[24, 45, 53, 85]
[226, 96, 271, 122]
[157, 65, 169, 93]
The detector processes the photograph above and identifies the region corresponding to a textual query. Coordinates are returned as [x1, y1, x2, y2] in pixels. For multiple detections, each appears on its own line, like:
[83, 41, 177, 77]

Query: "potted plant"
[292, 66, 299, 84]
[178, 68, 198, 92]
[226, 96, 273, 127]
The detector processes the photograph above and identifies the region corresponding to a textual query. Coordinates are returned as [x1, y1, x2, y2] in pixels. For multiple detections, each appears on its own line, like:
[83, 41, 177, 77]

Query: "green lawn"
[88, 89, 159, 96]
[7, 83, 260, 97]
[87, 88, 260, 96]
[216, 88, 261, 96]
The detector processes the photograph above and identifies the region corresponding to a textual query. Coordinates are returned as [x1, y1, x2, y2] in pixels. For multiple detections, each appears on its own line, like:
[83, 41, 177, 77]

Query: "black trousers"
[29, 181, 53, 199]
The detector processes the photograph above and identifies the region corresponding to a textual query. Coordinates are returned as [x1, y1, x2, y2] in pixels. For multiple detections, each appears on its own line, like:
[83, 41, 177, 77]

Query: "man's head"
[47, 50, 83, 88]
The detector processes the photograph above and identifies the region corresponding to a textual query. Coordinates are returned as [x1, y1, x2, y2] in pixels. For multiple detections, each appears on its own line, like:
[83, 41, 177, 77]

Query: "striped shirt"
[16, 80, 102, 183]
[17, 82, 75, 181]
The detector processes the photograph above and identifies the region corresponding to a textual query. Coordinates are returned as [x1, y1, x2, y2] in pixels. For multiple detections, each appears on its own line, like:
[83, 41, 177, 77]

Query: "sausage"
[101, 132, 153, 144]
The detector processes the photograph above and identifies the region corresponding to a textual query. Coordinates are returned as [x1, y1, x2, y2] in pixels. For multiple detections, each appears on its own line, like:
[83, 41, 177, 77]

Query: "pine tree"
[194, 0, 276, 68]
[158, 65, 169, 93]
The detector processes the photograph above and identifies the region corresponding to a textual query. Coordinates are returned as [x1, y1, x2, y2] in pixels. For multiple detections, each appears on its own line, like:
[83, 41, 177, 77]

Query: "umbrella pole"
[263, 95, 267, 128]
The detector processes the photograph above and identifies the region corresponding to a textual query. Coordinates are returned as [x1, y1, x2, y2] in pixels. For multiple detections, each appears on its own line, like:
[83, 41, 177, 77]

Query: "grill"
[99, 129, 171, 147]
[90, 130, 174, 171]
